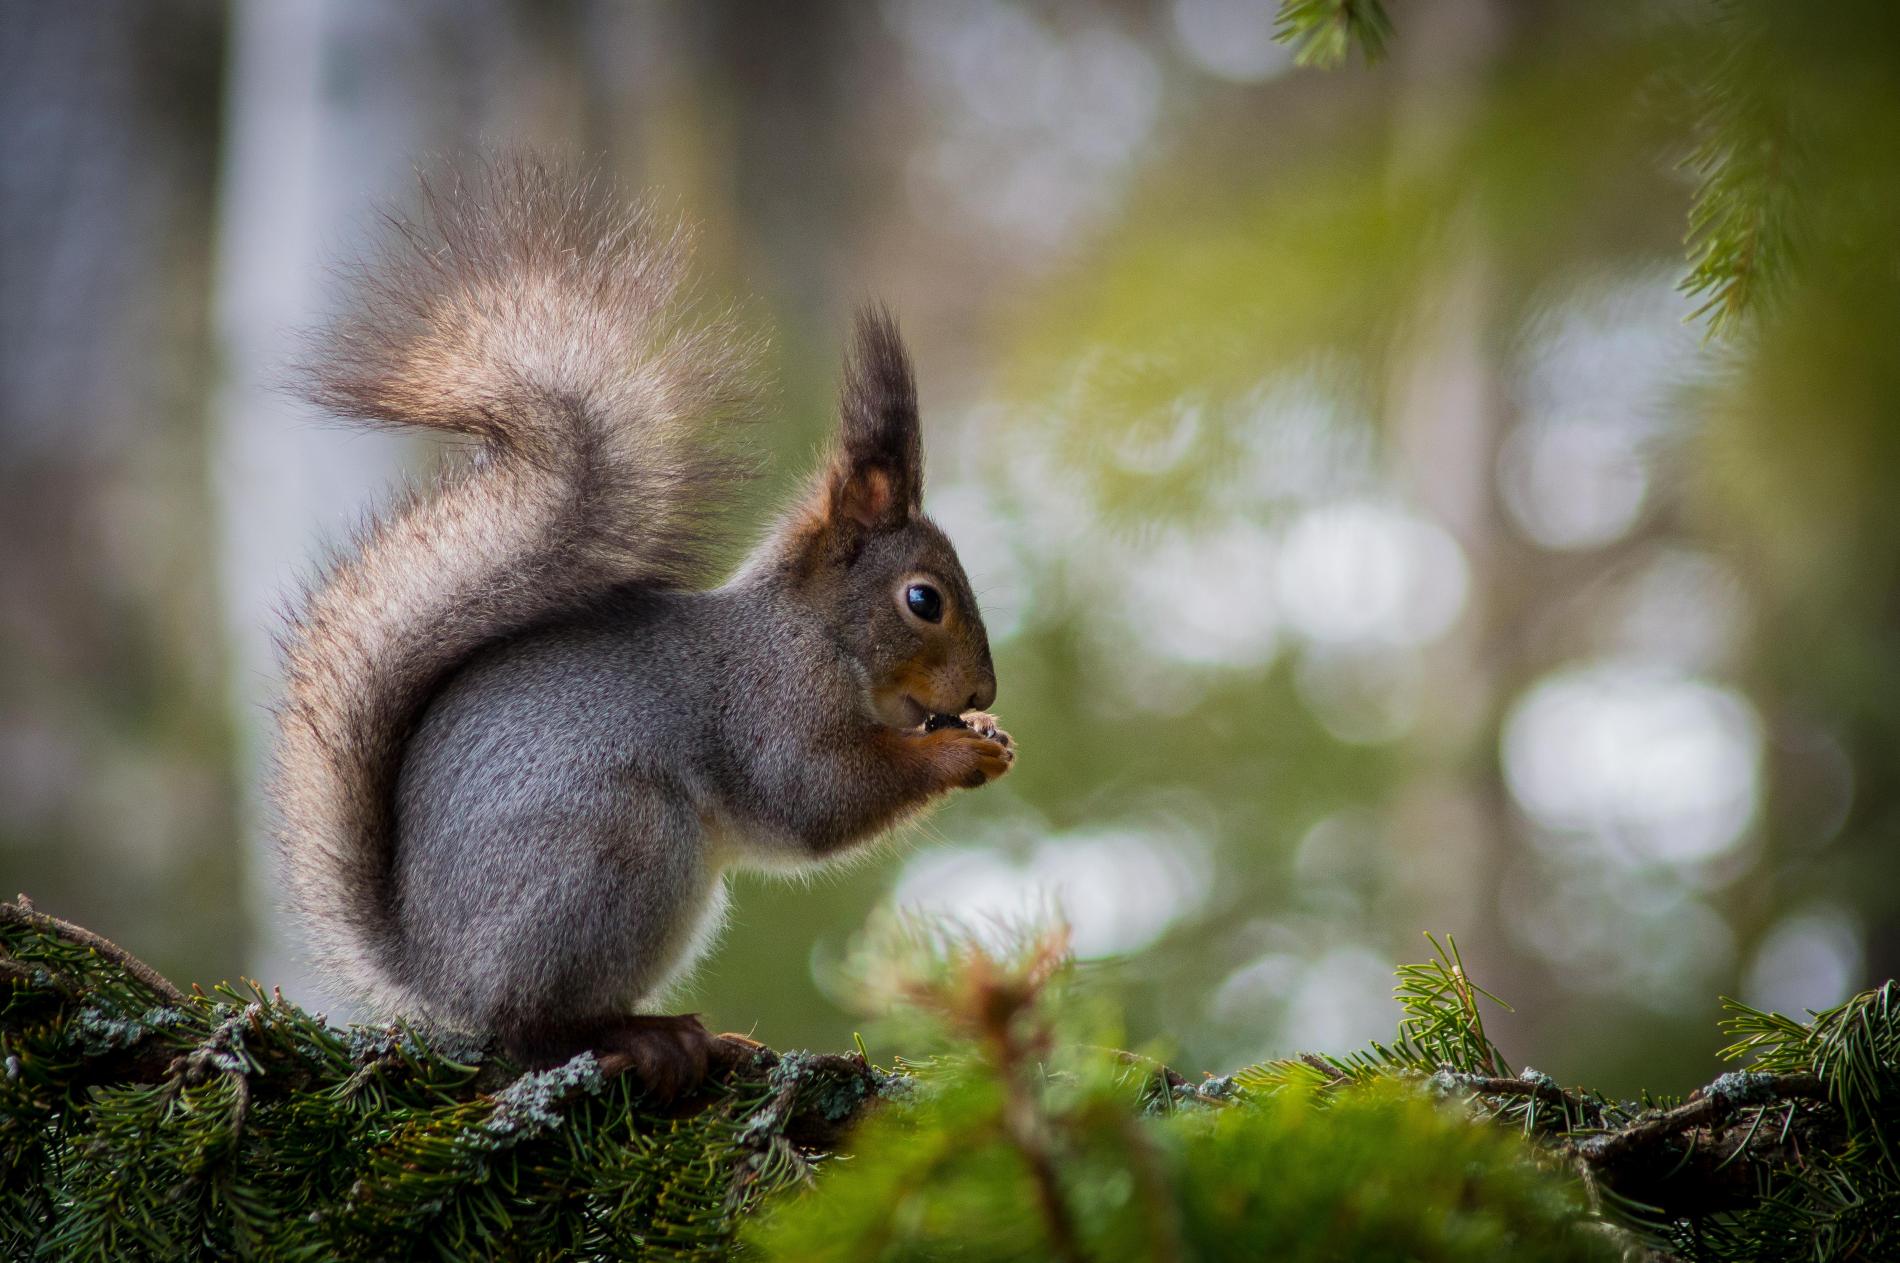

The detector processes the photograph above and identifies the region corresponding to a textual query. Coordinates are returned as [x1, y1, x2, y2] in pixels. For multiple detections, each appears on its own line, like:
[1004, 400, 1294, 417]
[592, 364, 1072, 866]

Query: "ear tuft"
[830, 306, 922, 530]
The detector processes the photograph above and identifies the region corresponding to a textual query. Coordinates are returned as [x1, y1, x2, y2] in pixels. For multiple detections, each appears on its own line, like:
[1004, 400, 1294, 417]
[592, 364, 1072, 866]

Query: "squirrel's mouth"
[870, 689, 927, 729]
[877, 691, 960, 732]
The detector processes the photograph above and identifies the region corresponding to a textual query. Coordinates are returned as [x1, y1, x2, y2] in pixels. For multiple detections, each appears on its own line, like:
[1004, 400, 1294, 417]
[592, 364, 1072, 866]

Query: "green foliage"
[1236, 958, 1900, 1262]
[8, 903, 1897, 1261]
[1677, 2, 1796, 337]
[751, 924, 1898, 1262]
[1724, 984, 1899, 1140]
[1268, 0, 1795, 337]
[1692, 984, 1900, 1255]
[0, 901, 889, 1261]
[751, 923, 1607, 1261]
[1265, 0, 1788, 337]
[1277, 0, 1898, 349]
[1275, 0, 1393, 69]
[751, 1069, 1617, 1263]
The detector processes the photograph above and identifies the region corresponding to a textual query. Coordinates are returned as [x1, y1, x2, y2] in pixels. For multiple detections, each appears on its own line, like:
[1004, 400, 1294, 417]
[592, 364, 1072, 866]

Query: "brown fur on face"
[767, 310, 997, 725]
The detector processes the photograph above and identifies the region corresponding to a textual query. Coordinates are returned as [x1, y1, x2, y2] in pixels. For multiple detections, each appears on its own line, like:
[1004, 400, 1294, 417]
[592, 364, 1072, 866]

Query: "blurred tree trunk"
[1380, 0, 1541, 1053]
[0, 1, 239, 984]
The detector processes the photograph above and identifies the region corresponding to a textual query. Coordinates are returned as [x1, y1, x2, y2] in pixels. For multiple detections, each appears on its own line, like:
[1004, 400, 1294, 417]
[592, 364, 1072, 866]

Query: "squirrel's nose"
[967, 674, 996, 712]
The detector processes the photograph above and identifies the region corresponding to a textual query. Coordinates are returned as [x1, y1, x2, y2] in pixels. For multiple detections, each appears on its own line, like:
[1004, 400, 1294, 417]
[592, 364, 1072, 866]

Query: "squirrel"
[270, 157, 1012, 1096]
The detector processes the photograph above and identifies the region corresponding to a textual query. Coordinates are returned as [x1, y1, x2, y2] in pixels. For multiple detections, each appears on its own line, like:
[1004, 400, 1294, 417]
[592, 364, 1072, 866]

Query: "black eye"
[904, 582, 943, 623]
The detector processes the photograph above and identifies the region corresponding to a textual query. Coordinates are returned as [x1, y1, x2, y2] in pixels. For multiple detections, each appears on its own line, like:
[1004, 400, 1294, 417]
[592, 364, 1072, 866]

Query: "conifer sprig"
[1677, 1, 1797, 338]
[1274, 0, 1393, 69]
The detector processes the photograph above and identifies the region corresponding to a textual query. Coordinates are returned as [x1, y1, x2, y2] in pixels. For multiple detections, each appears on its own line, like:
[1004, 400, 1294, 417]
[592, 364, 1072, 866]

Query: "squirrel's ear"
[826, 306, 922, 532]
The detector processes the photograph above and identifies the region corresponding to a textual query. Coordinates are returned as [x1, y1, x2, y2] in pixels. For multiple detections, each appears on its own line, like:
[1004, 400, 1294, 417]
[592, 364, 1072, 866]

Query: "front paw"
[933, 722, 1014, 789]
[922, 710, 1012, 746]
[957, 710, 1011, 748]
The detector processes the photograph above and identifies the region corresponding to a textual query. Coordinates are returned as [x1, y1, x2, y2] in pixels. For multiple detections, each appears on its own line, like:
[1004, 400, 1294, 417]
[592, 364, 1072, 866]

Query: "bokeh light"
[1275, 501, 1469, 648]
[891, 825, 1213, 959]
[1503, 664, 1762, 867]
[1745, 907, 1865, 1017]
[1170, 0, 1295, 83]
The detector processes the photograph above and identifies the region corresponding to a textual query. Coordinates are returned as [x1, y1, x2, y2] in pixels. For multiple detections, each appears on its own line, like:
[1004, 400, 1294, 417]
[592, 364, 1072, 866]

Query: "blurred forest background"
[3, 0, 1897, 1098]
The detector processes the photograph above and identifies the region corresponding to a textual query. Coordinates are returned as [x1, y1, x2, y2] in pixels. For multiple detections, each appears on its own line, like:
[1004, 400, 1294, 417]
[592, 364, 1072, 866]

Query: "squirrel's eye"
[904, 583, 944, 623]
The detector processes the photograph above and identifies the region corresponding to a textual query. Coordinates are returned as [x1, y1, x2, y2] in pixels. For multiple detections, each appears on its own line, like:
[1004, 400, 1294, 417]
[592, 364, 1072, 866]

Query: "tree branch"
[4, 894, 188, 1004]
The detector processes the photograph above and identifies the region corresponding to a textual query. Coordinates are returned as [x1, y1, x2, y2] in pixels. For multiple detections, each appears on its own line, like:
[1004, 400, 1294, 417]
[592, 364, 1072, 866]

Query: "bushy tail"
[271, 156, 756, 1011]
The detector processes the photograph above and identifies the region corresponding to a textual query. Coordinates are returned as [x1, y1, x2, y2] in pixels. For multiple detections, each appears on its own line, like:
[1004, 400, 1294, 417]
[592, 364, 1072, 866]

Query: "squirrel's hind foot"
[509, 1013, 716, 1102]
[593, 1014, 716, 1101]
